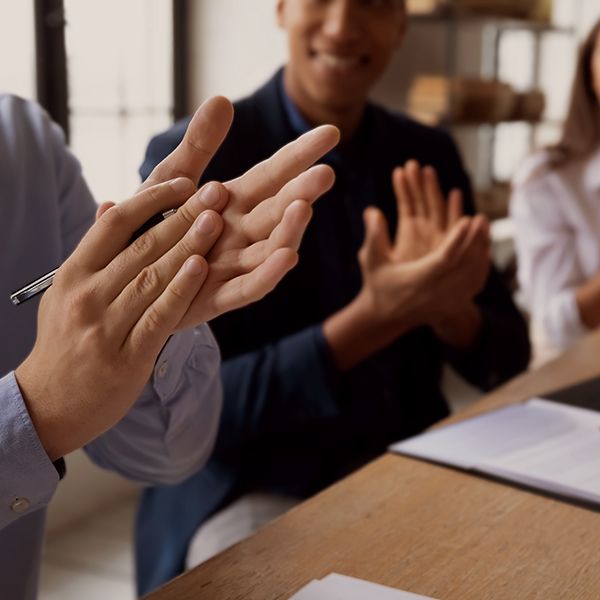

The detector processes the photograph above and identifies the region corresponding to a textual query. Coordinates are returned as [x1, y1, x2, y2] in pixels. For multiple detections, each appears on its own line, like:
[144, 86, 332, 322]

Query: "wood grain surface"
[147, 329, 600, 600]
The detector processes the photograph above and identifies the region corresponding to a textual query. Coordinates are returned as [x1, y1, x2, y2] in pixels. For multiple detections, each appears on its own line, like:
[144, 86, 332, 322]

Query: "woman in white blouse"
[511, 18, 600, 357]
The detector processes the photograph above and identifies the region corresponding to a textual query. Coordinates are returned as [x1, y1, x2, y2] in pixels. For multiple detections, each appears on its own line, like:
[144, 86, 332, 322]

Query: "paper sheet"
[289, 573, 437, 600]
[390, 399, 600, 505]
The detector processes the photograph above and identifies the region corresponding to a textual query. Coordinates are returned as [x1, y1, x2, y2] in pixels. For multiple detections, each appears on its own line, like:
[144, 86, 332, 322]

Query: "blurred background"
[1, 0, 599, 598]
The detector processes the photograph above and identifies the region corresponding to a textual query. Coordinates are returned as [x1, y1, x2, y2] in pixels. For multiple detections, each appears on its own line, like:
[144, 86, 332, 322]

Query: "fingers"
[461, 214, 491, 258]
[404, 160, 428, 218]
[423, 166, 448, 230]
[126, 255, 209, 357]
[206, 248, 299, 321]
[394, 162, 461, 234]
[226, 125, 340, 211]
[69, 177, 198, 275]
[447, 189, 463, 227]
[98, 182, 227, 302]
[235, 200, 313, 273]
[359, 206, 392, 270]
[96, 202, 115, 222]
[392, 167, 414, 220]
[241, 164, 334, 242]
[141, 96, 234, 191]
[433, 217, 472, 267]
[109, 209, 223, 333]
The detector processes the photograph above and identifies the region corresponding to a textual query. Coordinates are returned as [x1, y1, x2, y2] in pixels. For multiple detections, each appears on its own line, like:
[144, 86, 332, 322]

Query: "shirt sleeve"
[213, 325, 340, 455]
[17, 95, 98, 261]
[0, 372, 59, 532]
[511, 172, 588, 350]
[50, 123, 97, 261]
[84, 325, 223, 486]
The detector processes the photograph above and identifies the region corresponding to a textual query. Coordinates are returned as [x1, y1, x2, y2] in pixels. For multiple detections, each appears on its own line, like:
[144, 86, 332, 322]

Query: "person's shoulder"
[0, 93, 39, 118]
[509, 149, 565, 223]
[154, 75, 278, 149]
[0, 93, 68, 170]
[0, 93, 57, 140]
[142, 81, 273, 180]
[146, 116, 191, 155]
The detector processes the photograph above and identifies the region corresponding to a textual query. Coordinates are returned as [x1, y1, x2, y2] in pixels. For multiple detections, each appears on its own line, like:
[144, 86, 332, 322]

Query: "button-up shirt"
[511, 148, 600, 351]
[0, 93, 222, 600]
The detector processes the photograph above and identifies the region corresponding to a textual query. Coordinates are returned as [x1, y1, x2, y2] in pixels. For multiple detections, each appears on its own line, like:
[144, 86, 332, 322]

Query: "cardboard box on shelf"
[407, 0, 552, 22]
[407, 75, 545, 125]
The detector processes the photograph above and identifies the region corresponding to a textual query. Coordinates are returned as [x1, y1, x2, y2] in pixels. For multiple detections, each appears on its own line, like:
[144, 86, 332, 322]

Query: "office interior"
[2, 0, 600, 598]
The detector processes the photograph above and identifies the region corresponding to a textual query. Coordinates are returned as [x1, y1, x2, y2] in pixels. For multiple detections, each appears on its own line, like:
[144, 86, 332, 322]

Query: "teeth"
[319, 53, 361, 69]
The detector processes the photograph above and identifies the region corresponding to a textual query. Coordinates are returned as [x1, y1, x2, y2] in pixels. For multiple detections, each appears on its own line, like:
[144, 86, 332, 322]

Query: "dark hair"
[549, 19, 600, 166]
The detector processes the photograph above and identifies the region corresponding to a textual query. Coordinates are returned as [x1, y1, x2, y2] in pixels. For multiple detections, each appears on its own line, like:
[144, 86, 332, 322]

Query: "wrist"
[323, 290, 414, 372]
[431, 301, 483, 349]
[14, 360, 65, 462]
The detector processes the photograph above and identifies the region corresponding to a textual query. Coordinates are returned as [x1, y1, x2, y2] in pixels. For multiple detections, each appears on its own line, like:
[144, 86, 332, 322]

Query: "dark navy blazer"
[135, 71, 531, 595]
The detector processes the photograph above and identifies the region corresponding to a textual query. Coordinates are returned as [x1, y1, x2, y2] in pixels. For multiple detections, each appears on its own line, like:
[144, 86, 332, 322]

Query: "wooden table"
[148, 330, 600, 600]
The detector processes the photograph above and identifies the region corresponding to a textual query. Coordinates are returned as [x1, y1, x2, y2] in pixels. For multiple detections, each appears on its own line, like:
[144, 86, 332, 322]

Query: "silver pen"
[10, 208, 177, 306]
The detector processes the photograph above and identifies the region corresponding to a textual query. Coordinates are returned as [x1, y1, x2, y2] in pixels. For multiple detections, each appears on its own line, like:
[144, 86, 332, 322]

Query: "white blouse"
[511, 147, 600, 352]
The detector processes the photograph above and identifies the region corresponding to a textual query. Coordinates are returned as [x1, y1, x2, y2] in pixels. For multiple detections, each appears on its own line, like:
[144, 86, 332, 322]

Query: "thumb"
[359, 206, 392, 270]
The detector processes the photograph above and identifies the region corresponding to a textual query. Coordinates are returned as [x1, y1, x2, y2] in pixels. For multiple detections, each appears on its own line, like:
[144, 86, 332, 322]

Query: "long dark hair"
[549, 19, 600, 166]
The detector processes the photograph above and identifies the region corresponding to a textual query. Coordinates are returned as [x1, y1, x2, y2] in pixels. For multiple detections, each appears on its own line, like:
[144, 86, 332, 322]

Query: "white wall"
[0, 0, 35, 98]
[188, 0, 287, 107]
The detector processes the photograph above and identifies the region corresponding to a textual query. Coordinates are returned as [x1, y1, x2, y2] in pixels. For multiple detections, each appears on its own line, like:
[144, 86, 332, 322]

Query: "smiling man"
[135, 0, 530, 594]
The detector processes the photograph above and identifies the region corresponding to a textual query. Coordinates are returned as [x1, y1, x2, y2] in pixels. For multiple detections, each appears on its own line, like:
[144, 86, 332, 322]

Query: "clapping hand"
[16, 96, 340, 460]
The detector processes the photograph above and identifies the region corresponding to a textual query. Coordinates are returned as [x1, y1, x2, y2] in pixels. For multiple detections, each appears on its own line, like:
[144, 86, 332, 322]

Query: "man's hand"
[15, 96, 340, 460]
[15, 177, 224, 461]
[323, 162, 491, 371]
[177, 125, 338, 328]
[139, 97, 340, 327]
[392, 160, 463, 262]
[356, 206, 487, 329]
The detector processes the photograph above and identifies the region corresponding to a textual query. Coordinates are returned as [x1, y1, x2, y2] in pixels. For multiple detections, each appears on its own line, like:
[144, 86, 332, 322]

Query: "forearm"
[0, 372, 60, 531]
[216, 326, 340, 454]
[575, 273, 600, 330]
[86, 327, 222, 486]
[322, 292, 415, 372]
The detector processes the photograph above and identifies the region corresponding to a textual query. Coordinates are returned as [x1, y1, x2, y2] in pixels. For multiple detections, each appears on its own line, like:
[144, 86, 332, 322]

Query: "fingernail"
[170, 177, 195, 193]
[184, 256, 204, 275]
[197, 182, 222, 208]
[195, 212, 216, 235]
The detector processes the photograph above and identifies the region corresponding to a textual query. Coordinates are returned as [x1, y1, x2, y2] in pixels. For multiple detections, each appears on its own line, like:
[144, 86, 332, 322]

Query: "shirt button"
[11, 497, 30, 513]
[157, 362, 168, 378]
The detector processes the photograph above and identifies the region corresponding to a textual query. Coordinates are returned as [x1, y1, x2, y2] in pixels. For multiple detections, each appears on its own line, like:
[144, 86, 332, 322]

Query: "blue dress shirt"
[0, 93, 223, 600]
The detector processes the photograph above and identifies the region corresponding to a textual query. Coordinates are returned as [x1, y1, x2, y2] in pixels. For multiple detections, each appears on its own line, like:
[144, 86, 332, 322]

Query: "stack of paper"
[289, 573, 437, 600]
[391, 398, 600, 506]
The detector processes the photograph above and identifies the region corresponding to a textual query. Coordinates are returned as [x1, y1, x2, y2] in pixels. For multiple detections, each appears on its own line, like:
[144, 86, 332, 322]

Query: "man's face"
[278, 0, 406, 112]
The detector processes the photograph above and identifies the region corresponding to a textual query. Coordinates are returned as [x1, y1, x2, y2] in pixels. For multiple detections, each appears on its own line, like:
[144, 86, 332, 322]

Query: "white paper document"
[289, 573, 437, 600]
[390, 398, 600, 505]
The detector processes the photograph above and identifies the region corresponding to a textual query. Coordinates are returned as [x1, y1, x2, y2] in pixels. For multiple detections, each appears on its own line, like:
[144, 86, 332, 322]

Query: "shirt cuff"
[151, 328, 198, 403]
[0, 372, 59, 528]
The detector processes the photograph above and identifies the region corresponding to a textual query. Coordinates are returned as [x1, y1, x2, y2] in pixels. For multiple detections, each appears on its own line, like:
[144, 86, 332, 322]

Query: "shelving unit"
[406, 7, 578, 216]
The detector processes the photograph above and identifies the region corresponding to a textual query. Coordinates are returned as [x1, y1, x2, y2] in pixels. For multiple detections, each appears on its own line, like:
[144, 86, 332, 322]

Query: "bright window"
[64, 0, 173, 203]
